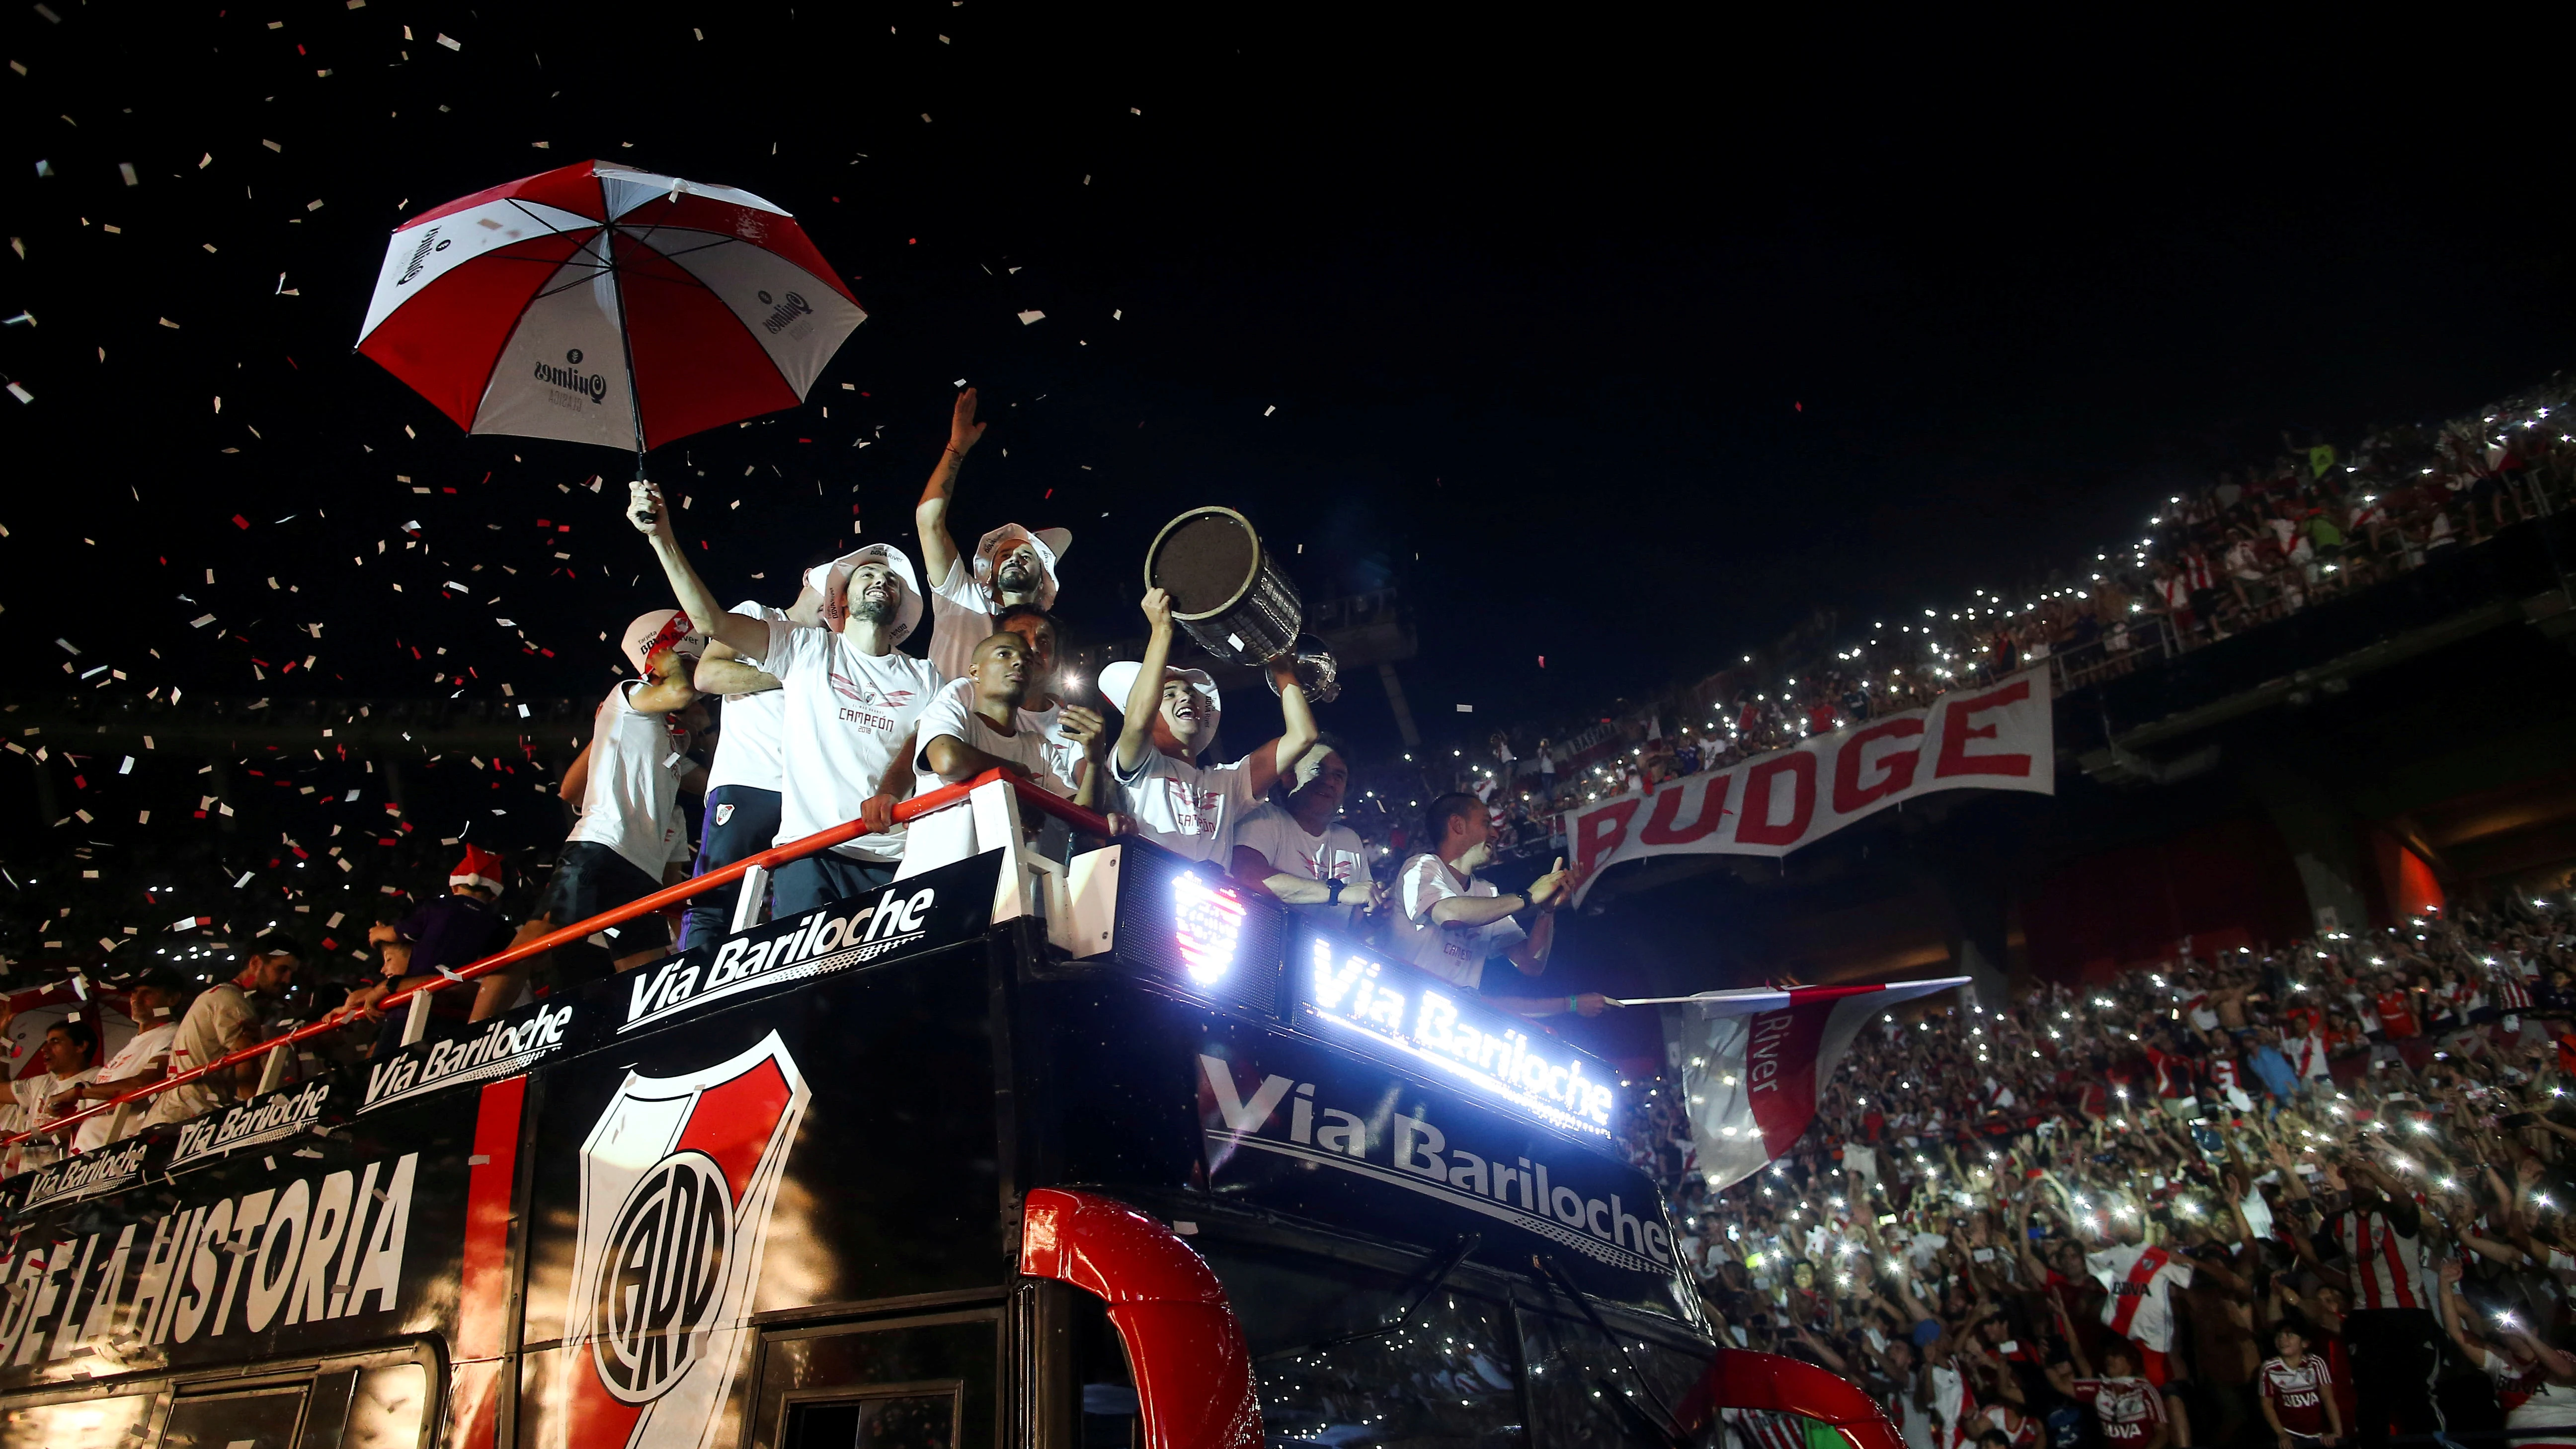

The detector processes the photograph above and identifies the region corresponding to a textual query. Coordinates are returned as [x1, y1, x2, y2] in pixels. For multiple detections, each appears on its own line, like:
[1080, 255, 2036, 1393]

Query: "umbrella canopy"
[356, 160, 864, 456]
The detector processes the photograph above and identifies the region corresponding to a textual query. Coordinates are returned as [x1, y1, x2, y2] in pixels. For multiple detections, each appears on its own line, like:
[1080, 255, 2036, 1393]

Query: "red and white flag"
[1662, 979, 1967, 1190]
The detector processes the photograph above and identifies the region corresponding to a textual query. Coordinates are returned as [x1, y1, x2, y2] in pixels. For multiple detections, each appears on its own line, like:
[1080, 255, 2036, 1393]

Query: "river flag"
[1653, 979, 1968, 1190]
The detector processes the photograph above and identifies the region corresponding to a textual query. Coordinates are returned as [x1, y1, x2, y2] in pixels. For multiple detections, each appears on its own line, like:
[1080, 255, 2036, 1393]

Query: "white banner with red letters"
[1567, 669, 2053, 901]
[1670, 980, 1968, 1190]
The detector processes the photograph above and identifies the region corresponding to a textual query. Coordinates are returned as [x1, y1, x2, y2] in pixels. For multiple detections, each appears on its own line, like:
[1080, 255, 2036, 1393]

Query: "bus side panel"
[0, 1090, 485, 1394]
[513, 948, 1004, 1449]
[448, 1358, 507, 1449]
[1031, 986, 1704, 1322]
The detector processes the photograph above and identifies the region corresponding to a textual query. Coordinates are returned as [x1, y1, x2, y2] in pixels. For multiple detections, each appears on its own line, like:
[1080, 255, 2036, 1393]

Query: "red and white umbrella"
[356, 160, 864, 459]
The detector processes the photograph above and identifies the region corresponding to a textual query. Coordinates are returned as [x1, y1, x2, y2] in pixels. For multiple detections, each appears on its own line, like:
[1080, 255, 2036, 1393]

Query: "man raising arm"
[633, 480, 943, 913]
[1107, 586, 1318, 863]
[914, 388, 1073, 685]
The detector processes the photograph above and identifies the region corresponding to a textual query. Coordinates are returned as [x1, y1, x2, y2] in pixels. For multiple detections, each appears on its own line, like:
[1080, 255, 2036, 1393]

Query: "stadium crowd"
[1385, 373, 2576, 862]
[1624, 898, 2576, 1449]
[0, 365, 2574, 1449]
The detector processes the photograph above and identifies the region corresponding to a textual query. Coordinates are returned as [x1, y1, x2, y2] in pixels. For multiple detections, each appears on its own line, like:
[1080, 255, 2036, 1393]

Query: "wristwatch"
[1325, 878, 1346, 906]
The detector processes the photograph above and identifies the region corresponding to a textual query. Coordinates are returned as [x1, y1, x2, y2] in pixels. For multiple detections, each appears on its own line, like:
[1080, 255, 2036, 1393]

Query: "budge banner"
[1569, 669, 2052, 900]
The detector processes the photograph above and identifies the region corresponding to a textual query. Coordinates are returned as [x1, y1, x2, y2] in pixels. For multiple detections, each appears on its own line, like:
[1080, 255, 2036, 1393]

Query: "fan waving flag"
[355, 160, 864, 454]
[1657, 978, 1968, 1190]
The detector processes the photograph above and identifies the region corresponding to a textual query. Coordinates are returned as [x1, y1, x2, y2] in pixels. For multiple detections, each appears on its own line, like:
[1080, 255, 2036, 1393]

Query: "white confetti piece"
[1017, 310, 1045, 325]
[117, 161, 137, 186]
[6, 383, 30, 404]
[436, 32, 460, 49]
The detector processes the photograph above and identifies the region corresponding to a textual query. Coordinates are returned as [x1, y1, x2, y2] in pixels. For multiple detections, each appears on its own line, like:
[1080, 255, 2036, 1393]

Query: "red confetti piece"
[232, 514, 250, 529]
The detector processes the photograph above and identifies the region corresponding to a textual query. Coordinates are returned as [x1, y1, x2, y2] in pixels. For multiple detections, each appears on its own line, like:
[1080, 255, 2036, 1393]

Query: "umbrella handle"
[627, 449, 656, 525]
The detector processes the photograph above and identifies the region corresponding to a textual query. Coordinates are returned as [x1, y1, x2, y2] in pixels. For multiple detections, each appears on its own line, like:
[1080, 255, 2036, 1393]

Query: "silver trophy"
[1143, 506, 1341, 703]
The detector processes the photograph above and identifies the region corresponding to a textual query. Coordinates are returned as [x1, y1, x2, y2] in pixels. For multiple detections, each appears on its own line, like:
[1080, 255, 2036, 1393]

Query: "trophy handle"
[1263, 635, 1342, 705]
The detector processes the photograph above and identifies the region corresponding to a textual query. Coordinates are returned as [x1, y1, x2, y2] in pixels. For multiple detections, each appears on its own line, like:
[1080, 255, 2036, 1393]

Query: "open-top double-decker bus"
[0, 775, 1894, 1449]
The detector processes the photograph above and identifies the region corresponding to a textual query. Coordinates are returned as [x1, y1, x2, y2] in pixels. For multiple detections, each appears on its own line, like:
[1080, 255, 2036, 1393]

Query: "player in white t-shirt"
[632, 481, 943, 916]
[548, 609, 707, 974]
[1106, 587, 1320, 864]
[58, 972, 184, 1150]
[1229, 736, 1379, 931]
[1384, 793, 1587, 1013]
[901, 631, 1110, 874]
[6, 1016, 100, 1174]
[912, 387, 1074, 686]
[679, 581, 821, 947]
[986, 603, 1095, 795]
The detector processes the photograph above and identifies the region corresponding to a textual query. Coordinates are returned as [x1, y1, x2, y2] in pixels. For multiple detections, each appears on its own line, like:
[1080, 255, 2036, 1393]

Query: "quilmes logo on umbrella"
[534, 347, 609, 405]
[756, 289, 812, 335]
[395, 227, 451, 286]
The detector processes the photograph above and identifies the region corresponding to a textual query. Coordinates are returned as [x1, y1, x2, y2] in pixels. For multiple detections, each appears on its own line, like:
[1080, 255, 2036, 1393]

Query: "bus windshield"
[1194, 1237, 1727, 1449]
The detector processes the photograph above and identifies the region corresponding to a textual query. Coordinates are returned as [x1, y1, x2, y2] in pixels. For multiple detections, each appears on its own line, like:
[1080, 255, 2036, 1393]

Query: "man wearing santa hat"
[545, 610, 707, 977]
[913, 387, 1075, 686]
[353, 845, 520, 1052]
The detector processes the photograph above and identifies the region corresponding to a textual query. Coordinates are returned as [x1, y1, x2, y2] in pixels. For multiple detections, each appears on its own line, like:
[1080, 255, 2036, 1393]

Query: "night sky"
[2, 4, 2571, 961]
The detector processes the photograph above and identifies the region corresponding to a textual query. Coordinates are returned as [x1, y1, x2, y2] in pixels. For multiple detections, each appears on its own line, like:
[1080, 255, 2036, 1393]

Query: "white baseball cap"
[1099, 660, 1222, 757]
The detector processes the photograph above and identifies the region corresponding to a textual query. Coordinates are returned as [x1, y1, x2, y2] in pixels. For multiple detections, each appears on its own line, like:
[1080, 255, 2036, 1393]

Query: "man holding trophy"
[1106, 587, 1319, 864]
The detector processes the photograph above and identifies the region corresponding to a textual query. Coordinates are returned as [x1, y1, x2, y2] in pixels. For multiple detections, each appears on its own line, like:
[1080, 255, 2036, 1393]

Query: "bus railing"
[2, 769, 1113, 1151]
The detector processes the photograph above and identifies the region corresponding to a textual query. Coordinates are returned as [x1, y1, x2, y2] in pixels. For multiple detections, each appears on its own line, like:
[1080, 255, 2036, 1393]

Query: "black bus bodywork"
[0, 836, 1861, 1449]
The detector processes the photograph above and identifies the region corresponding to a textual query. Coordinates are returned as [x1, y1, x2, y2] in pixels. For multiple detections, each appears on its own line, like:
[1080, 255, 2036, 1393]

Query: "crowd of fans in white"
[1621, 898, 2576, 1449]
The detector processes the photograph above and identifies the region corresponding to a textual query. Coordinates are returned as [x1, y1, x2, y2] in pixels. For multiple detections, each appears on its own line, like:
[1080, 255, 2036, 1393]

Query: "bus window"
[749, 1315, 995, 1449]
[1065, 1288, 1135, 1449]
[1193, 1241, 1521, 1449]
[781, 1394, 958, 1449]
[343, 1365, 430, 1449]
[0, 1393, 155, 1449]
[1518, 1308, 1718, 1449]
[159, 1385, 309, 1449]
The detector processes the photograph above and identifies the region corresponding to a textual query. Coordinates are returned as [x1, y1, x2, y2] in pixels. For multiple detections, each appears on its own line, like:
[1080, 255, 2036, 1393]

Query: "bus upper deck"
[0, 775, 1898, 1449]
